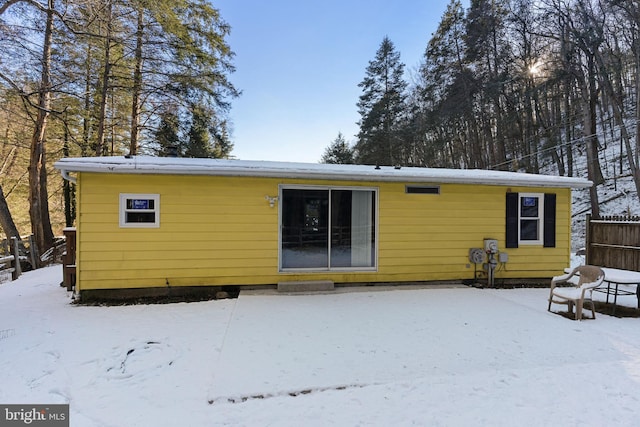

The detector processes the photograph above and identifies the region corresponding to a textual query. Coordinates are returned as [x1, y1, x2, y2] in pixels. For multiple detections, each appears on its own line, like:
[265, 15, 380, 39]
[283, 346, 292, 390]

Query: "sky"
[214, 0, 464, 163]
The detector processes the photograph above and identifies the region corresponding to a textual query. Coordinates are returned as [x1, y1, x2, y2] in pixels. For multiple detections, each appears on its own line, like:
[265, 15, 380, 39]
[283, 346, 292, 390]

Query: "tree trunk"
[524, 82, 537, 173]
[63, 114, 75, 227]
[0, 184, 21, 241]
[586, 55, 605, 186]
[581, 91, 600, 219]
[28, 0, 55, 263]
[129, 6, 144, 156]
[82, 43, 92, 156]
[96, 0, 113, 156]
[563, 82, 574, 177]
[636, 38, 640, 167]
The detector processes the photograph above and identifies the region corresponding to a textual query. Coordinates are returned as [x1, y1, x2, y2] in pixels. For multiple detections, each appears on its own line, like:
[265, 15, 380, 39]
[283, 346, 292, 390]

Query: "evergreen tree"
[210, 120, 234, 159]
[154, 105, 233, 158]
[154, 109, 182, 156]
[355, 36, 408, 166]
[185, 104, 213, 158]
[132, 0, 239, 155]
[321, 132, 355, 164]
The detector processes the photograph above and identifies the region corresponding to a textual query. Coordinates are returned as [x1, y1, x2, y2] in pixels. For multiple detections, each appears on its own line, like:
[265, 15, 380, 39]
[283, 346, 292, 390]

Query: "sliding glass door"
[280, 187, 376, 271]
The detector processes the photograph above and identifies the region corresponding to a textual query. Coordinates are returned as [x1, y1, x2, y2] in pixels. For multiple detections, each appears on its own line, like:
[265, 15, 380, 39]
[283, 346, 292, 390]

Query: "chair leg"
[568, 301, 574, 317]
[588, 299, 596, 319]
[576, 300, 583, 321]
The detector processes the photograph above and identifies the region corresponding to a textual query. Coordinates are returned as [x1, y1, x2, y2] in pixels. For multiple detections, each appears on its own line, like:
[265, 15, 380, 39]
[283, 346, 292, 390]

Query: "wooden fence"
[586, 214, 640, 271]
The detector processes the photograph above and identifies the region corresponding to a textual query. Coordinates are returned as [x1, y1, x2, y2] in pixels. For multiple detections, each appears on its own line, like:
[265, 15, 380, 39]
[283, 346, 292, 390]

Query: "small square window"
[119, 194, 160, 228]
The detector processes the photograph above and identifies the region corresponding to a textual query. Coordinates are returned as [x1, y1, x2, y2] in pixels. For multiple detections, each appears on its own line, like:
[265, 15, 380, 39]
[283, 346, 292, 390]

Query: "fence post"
[28, 235, 38, 269]
[10, 236, 21, 280]
[585, 213, 591, 265]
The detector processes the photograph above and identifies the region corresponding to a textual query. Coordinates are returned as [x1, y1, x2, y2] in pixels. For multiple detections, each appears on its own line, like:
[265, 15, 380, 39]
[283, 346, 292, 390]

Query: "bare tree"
[25, 0, 56, 260]
[0, 184, 21, 241]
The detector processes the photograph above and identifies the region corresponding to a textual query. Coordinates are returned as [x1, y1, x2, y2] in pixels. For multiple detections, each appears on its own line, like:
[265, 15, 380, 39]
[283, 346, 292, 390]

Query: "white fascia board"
[54, 156, 593, 189]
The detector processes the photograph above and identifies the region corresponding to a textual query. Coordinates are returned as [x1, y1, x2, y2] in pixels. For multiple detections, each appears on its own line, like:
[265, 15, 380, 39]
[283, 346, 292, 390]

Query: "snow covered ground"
[2, 265, 640, 426]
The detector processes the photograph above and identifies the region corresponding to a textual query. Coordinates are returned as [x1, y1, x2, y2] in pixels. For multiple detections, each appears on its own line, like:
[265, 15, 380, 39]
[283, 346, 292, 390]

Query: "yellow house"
[54, 156, 591, 299]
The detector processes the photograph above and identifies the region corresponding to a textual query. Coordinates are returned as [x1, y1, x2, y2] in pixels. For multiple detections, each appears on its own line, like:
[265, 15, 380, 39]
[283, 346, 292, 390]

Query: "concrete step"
[277, 280, 335, 292]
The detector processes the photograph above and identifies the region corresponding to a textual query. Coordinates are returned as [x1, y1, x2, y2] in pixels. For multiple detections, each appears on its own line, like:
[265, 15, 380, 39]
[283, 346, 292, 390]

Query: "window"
[505, 192, 556, 248]
[519, 194, 543, 244]
[406, 185, 440, 194]
[119, 194, 160, 228]
[280, 186, 377, 271]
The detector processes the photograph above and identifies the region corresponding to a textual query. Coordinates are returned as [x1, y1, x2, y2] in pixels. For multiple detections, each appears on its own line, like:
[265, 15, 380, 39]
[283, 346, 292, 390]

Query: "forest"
[323, 0, 640, 223]
[0, 0, 238, 262]
[1, 0, 639, 263]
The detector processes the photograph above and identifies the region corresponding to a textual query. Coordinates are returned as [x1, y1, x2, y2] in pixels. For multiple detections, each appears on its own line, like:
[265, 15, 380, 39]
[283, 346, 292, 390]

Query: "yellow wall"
[75, 172, 571, 290]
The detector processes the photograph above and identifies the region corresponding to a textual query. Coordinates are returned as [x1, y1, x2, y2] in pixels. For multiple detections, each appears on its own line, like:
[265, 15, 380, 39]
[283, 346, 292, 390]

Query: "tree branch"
[0, 71, 65, 116]
[0, 0, 47, 16]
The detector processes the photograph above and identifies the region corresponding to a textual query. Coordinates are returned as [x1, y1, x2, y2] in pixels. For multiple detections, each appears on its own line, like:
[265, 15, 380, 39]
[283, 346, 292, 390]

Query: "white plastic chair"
[548, 265, 605, 320]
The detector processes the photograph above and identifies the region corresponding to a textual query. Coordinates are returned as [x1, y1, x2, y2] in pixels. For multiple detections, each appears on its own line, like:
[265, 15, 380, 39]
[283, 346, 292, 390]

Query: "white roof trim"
[54, 156, 592, 188]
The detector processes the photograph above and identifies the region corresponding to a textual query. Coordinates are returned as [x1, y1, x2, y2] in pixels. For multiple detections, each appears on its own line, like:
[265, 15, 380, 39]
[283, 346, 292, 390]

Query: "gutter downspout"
[60, 169, 77, 184]
[60, 167, 78, 300]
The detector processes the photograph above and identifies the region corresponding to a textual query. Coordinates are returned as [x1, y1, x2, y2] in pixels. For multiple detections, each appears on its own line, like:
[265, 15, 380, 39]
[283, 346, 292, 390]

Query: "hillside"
[565, 141, 640, 252]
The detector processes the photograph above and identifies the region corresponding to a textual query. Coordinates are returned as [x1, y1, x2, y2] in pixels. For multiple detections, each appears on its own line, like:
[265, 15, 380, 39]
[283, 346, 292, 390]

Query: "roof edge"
[54, 156, 593, 189]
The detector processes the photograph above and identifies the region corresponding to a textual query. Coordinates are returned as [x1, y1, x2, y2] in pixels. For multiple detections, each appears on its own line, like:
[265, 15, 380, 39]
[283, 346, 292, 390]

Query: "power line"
[488, 117, 640, 171]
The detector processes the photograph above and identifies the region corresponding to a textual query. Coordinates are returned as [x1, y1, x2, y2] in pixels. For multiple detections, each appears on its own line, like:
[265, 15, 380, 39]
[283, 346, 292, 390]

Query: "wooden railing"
[0, 237, 22, 282]
[62, 228, 76, 290]
[1, 233, 72, 284]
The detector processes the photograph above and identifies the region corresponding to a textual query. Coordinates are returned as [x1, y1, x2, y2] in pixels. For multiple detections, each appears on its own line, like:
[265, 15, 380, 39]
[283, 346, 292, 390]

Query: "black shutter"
[505, 192, 519, 248]
[543, 193, 556, 248]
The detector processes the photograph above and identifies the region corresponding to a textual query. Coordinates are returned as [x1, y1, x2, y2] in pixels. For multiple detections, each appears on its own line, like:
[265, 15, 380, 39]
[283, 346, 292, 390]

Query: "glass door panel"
[330, 189, 375, 268]
[281, 189, 329, 268]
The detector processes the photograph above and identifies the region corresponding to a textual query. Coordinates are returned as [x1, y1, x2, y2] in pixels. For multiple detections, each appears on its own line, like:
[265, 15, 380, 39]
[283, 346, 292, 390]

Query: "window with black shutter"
[505, 192, 556, 248]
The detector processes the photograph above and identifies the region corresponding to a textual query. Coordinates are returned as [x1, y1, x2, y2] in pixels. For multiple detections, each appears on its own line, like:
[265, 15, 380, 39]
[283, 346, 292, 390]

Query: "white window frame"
[518, 192, 543, 245]
[278, 184, 379, 272]
[119, 193, 160, 228]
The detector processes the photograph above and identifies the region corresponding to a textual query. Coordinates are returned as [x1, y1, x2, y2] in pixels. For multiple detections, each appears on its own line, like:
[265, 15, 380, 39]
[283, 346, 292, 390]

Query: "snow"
[599, 268, 640, 284]
[54, 156, 592, 188]
[2, 265, 640, 426]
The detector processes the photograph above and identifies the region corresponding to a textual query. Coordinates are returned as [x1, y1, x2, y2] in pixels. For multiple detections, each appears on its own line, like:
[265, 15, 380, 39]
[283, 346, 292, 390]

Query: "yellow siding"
[377, 182, 570, 282]
[75, 172, 572, 291]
